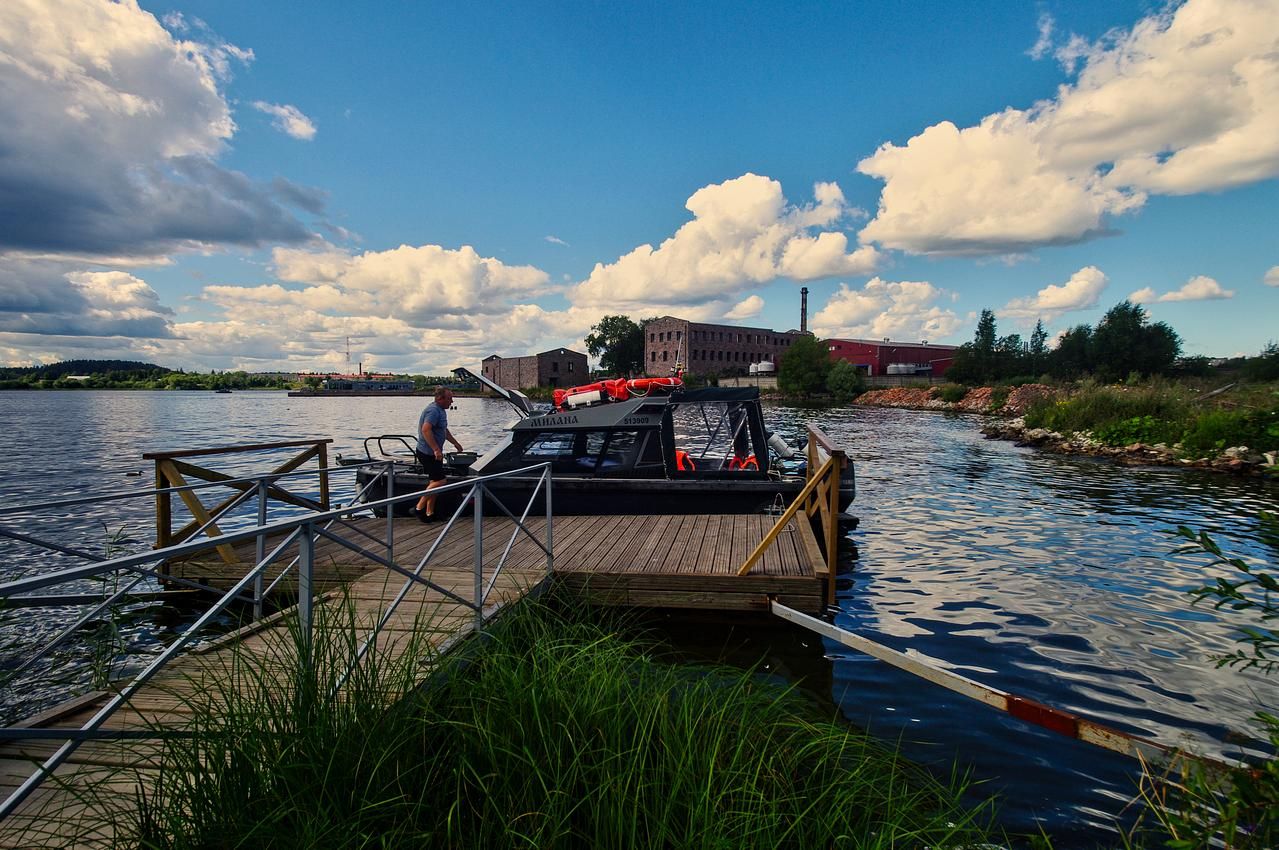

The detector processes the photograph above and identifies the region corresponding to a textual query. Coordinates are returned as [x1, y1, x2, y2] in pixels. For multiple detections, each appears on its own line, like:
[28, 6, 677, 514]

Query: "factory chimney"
[800, 287, 809, 334]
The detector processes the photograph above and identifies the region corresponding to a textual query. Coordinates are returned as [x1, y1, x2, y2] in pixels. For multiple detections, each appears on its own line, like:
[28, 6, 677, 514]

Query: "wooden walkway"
[165, 513, 826, 612]
[0, 512, 823, 847]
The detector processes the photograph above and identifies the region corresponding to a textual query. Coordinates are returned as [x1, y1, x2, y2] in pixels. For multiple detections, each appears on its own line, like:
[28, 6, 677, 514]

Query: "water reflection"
[770, 404, 1278, 842]
[2, 392, 1276, 843]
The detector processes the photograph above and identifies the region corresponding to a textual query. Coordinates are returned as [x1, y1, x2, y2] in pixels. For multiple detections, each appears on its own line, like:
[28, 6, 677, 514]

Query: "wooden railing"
[147, 439, 333, 563]
[737, 425, 847, 604]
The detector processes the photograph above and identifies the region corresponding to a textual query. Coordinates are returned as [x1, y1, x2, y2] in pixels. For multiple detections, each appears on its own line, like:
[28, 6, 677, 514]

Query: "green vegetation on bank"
[1134, 514, 1279, 848]
[1023, 380, 1279, 458]
[117, 597, 1000, 849]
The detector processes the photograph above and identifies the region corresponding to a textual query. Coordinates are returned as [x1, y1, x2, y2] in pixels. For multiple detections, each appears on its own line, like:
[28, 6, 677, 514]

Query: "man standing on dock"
[414, 387, 464, 522]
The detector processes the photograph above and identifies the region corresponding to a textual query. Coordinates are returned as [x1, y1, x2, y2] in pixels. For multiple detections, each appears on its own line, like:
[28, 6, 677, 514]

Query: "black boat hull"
[354, 467, 854, 518]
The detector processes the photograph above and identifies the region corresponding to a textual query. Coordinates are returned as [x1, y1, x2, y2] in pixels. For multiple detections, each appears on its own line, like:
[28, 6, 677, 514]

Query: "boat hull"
[354, 467, 854, 518]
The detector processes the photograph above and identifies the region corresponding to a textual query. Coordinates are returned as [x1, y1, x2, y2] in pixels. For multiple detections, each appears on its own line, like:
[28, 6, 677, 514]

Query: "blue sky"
[0, 0, 1276, 373]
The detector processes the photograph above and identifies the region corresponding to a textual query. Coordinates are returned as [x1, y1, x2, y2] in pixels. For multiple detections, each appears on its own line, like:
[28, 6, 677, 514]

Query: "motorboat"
[346, 367, 854, 518]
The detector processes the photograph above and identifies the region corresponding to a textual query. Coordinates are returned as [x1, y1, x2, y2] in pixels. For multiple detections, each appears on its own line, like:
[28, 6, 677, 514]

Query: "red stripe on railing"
[1007, 695, 1079, 738]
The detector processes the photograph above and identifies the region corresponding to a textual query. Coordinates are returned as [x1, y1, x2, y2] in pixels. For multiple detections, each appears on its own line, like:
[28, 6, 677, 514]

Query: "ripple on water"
[770, 404, 1277, 844]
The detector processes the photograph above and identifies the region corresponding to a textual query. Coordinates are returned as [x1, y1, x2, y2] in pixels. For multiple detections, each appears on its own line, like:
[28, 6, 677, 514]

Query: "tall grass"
[1023, 381, 1279, 456]
[116, 594, 1000, 849]
[1024, 381, 1190, 438]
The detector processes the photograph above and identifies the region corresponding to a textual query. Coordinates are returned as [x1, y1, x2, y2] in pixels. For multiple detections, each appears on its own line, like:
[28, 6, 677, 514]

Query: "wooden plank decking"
[0, 512, 823, 847]
[165, 513, 825, 612]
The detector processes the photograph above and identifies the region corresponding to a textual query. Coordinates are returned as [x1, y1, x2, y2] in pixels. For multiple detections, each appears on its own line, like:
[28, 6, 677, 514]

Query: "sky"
[0, 0, 1276, 375]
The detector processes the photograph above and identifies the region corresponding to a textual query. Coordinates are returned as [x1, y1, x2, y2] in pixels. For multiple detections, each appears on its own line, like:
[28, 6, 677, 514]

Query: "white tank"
[886, 363, 916, 375]
[749, 363, 759, 374]
[756, 360, 776, 374]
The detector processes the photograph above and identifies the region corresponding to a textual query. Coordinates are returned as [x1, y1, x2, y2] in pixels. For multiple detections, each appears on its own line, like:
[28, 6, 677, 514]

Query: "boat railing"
[737, 425, 848, 604]
[0, 462, 555, 824]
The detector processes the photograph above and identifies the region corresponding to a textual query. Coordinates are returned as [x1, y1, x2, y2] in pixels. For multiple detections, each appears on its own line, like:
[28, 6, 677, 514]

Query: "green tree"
[826, 359, 865, 403]
[1049, 325, 1093, 378]
[1244, 342, 1279, 381]
[585, 315, 645, 376]
[1029, 320, 1049, 375]
[1091, 301, 1180, 380]
[777, 335, 831, 397]
[973, 309, 997, 381]
[942, 343, 981, 385]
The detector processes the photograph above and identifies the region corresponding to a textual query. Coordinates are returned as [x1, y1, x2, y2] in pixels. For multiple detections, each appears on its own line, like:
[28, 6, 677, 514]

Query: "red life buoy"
[728, 454, 759, 471]
[675, 450, 696, 471]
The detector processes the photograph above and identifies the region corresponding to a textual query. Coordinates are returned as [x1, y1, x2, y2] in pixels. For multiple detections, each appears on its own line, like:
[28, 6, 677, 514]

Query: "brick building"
[481, 347, 588, 389]
[643, 316, 804, 377]
[826, 338, 958, 377]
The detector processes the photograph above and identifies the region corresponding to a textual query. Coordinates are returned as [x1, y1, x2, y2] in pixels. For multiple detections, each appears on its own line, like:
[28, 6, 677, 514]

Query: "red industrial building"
[827, 338, 958, 377]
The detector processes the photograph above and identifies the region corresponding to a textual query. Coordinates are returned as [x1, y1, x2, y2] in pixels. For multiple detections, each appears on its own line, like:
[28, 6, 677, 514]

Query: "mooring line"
[769, 600, 1240, 772]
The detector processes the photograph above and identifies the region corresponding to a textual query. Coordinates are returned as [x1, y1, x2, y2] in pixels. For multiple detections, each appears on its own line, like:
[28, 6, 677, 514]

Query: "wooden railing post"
[154, 463, 172, 551]
[318, 442, 331, 510]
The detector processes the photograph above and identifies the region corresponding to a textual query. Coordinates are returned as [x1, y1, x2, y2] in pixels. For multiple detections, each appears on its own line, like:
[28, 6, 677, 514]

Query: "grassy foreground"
[123, 597, 1000, 849]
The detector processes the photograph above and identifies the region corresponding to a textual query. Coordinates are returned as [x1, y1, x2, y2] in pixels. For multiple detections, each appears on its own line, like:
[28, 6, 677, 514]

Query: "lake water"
[1, 390, 1276, 844]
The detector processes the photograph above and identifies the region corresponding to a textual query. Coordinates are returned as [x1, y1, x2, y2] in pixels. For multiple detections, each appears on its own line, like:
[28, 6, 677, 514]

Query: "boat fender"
[766, 431, 798, 460]
[674, 450, 696, 471]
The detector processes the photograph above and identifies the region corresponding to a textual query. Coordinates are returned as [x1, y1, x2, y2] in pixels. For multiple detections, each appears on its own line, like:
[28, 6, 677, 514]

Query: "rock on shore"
[853, 384, 1275, 476]
[852, 384, 1058, 415]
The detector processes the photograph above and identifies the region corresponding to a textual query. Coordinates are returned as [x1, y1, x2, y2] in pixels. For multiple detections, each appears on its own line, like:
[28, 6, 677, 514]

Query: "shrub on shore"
[1023, 381, 1279, 457]
[125, 596, 1000, 849]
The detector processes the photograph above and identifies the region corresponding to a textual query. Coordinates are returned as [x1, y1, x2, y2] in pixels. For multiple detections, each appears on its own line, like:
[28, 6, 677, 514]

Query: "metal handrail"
[0, 462, 554, 823]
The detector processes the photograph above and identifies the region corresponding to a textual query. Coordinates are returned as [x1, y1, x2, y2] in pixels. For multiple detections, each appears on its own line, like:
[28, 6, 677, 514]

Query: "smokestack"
[800, 287, 808, 334]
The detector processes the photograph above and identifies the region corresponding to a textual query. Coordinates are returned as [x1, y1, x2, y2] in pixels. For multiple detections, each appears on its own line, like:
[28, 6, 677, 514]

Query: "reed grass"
[1021, 380, 1279, 456]
[118, 594, 1000, 849]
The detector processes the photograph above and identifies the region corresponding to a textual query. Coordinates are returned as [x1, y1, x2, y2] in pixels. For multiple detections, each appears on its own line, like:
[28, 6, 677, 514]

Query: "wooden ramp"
[0, 513, 823, 847]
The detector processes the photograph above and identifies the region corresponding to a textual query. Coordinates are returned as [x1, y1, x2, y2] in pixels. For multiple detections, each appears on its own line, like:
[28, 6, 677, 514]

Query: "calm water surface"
[1, 391, 1276, 844]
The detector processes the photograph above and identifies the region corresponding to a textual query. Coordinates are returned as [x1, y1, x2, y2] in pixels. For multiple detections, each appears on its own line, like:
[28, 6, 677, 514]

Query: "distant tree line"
[945, 301, 1184, 385]
[0, 360, 295, 390]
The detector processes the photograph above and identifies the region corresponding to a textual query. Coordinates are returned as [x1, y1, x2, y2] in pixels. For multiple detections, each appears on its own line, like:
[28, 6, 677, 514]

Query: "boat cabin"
[474, 388, 771, 481]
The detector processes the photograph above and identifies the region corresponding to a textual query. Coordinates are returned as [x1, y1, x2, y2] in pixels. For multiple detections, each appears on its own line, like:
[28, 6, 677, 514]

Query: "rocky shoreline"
[852, 385, 1278, 477]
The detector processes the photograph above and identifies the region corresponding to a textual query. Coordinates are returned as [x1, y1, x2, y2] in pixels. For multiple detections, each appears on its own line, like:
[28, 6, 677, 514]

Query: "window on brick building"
[651, 351, 656, 362]
[662, 351, 667, 362]
[649, 332, 654, 342]
[676, 331, 682, 340]
[568, 361, 574, 372]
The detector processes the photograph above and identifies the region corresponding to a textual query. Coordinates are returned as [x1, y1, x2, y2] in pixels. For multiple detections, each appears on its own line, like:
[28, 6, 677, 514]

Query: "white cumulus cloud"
[573, 174, 880, 311]
[1265, 266, 1279, 286]
[0, 0, 312, 258]
[724, 295, 764, 320]
[1002, 266, 1109, 320]
[252, 101, 317, 140]
[857, 0, 1279, 255]
[811, 278, 962, 341]
[1130, 274, 1234, 303]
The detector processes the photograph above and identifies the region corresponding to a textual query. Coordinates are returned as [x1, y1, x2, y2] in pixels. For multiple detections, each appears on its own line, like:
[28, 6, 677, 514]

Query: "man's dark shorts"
[415, 450, 448, 482]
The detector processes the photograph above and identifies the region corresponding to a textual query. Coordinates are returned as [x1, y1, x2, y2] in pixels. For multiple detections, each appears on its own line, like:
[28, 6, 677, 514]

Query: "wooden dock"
[0, 511, 825, 847]
[165, 513, 827, 613]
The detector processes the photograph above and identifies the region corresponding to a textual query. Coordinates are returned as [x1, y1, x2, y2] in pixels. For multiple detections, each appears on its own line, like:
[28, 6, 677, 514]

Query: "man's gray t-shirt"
[417, 402, 447, 454]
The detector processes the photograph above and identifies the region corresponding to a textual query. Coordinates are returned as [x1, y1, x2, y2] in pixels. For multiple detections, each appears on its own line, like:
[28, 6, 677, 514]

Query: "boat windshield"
[667, 399, 766, 472]
[505, 428, 665, 476]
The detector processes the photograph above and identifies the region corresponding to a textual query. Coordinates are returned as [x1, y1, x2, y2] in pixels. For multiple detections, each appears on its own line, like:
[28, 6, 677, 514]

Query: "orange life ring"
[728, 454, 758, 471]
[675, 450, 696, 471]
